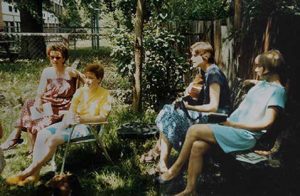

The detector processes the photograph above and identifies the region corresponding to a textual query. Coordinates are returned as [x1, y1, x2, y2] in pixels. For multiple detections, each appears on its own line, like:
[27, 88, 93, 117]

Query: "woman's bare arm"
[221, 107, 278, 131]
[34, 68, 49, 109]
[185, 83, 220, 112]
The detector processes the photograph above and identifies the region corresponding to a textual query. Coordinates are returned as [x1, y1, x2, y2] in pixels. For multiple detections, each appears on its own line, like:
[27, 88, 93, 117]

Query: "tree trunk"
[233, 0, 242, 78]
[19, 0, 46, 59]
[262, 17, 272, 52]
[213, 20, 222, 66]
[132, 0, 144, 112]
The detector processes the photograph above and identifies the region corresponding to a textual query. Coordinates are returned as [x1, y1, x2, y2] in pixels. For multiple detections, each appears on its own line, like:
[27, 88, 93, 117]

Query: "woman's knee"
[186, 124, 205, 138]
[36, 130, 51, 143]
[191, 141, 210, 155]
[47, 136, 63, 148]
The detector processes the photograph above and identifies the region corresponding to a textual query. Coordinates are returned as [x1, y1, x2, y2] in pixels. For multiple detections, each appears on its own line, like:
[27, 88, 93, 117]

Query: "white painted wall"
[2, 1, 20, 23]
[1, 0, 62, 32]
[43, 10, 59, 24]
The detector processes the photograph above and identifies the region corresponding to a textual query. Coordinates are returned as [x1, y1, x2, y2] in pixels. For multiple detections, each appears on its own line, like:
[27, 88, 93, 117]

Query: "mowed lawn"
[0, 52, 159, 195]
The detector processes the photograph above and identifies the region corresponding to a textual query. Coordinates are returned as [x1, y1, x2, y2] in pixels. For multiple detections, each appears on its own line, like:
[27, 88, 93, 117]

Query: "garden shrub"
[110, 25, 189, 110]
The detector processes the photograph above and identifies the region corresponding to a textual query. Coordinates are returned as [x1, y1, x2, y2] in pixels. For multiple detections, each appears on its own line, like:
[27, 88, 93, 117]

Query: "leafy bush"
[111, 25, 189, 110]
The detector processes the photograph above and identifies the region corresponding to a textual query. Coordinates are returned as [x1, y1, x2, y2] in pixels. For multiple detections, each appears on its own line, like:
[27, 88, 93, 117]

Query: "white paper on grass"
[235, 152, 268, 164]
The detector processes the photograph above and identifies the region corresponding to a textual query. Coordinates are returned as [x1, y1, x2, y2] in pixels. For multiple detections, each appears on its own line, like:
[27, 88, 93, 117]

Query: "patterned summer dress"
[15, 77, 77, 134]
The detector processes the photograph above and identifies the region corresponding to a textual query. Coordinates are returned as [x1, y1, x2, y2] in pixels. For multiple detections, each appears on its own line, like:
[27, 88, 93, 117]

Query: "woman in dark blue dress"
[154, 42, 231, 172]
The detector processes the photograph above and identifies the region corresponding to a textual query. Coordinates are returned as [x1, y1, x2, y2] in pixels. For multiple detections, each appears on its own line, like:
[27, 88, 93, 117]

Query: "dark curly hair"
[47, 44, 69, 63]
[85, 63, 104, 80]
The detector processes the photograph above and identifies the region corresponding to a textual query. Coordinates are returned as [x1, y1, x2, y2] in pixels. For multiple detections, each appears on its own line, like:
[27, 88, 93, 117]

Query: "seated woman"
[0, 44, 84, 153]
[158, 50, 288, 196]
[6, 63, 112, 186]
[148, 42, 230, 173]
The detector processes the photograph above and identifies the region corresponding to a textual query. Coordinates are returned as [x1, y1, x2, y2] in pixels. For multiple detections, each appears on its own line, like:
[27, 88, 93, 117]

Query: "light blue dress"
[209, 81, 287, 153]
[44, 122, 91, 142]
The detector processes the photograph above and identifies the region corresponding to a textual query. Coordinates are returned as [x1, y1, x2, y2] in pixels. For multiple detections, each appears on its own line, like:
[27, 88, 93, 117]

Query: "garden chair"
[51, 59, 113, 173]
[51, 121, 113, 174]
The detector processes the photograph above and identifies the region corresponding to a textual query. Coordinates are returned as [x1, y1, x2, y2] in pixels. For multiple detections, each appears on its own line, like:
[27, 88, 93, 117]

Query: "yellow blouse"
[71, 86, 112, 119]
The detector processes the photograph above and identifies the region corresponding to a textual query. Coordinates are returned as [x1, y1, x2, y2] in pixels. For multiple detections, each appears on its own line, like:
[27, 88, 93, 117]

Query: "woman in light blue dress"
[158, 50, 288, 196]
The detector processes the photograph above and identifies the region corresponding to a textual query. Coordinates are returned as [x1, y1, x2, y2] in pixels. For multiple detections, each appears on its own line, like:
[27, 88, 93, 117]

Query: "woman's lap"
[156, 104, 204, 151]
[42, 122, 91, 142]
[15, 99, 63, 134]
[209, 124, 256, 153]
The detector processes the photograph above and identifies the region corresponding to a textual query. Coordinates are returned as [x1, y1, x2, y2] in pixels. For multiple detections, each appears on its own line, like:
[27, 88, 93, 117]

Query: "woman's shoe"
[1, 138, 23, 151]
[17, 175, 39, 186]
[6, 175, 23, 185]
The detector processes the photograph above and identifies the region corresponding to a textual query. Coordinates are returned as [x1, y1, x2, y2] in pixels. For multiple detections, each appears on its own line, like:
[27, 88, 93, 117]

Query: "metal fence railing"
[0, 32, 111, 61]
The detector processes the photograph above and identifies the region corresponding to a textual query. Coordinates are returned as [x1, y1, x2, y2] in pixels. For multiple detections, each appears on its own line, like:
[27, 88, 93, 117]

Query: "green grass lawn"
[0, 51, 160, 195]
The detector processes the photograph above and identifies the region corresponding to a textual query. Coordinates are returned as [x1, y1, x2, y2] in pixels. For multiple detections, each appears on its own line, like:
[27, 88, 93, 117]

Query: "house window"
[16, 22, 20, 32]
[10, 22, 15, 32]
[8, 6, 13, 12]
[14, 7, 18, 13]
[4, 22, 9, 32]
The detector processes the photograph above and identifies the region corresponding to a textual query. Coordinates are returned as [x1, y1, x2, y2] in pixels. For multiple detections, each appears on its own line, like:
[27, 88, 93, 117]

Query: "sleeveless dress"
[15, 77, 77, 134]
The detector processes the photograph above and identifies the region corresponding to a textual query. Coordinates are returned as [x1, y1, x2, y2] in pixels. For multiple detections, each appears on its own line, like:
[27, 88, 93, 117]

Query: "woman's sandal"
[6, 175, 24, 185]
[1, 138, 24, 151]
[17, 175, 39, 186]
[140, 149, 160, 163]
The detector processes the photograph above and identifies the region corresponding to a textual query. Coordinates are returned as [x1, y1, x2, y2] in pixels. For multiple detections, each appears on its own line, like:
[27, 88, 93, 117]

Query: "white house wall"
[1, 0, 61, 32]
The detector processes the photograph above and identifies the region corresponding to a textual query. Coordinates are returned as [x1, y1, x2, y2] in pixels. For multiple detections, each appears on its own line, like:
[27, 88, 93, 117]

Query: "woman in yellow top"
[6, 63, 112, 185]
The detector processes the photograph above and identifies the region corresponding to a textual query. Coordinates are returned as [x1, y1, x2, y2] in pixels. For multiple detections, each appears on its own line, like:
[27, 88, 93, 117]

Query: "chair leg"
[60, 125, 75, 175]
[91, 127, 113, 164]
[51, 152, 57, 172]
[60, 144, 69, 175]
[97, 140, 113, 164]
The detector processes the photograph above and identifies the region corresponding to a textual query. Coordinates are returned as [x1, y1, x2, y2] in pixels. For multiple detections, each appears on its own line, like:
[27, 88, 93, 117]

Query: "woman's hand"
[172, 97, 182, 105]
[220, 120, 234, 127]
[62, 112, 80, 126]
[183, 101, 192, 110]
[243, 79, 258, 87]
[33, 98, 43, 113]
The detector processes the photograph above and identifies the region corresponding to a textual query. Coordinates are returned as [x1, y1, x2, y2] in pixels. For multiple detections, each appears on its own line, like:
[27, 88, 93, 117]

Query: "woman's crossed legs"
[160, 124, 217, 195]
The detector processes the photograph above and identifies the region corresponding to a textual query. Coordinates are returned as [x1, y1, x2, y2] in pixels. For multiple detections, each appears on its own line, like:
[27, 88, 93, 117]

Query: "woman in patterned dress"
[145, 42, 230, 173]
[1, 44, 84, 154]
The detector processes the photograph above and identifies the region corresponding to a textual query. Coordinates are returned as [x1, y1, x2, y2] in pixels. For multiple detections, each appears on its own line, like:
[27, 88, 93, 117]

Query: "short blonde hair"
[259, 50, 285, 74]
[190, 42, 214, 63]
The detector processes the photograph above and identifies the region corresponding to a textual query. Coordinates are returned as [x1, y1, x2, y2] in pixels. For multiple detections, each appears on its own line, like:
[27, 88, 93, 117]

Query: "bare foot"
[158, 161, 168, 173]
[254, 150, 272, 156]
[160, 170, 177, 181]
[175, 189, 197, 196]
